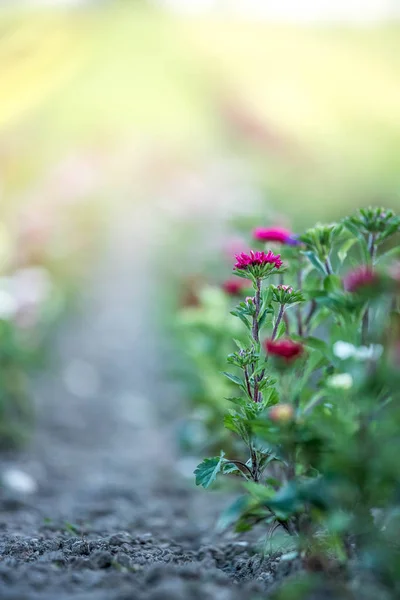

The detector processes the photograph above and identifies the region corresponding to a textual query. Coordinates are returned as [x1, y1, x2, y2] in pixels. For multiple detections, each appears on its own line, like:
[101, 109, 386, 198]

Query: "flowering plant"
[193, 207, 400, 597]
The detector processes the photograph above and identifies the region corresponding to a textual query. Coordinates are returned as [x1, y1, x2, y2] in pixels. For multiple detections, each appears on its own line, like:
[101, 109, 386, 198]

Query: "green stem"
[272, 304, 285, 340]
[252, 278, 261, 344]
[324, 256, 333, 275]
[361, 233, 376, 343]
[296, 267, 304, 336]
[244, 366, 252, 400]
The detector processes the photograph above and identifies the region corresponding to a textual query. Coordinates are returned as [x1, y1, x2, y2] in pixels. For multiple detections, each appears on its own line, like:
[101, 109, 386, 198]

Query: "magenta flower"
[343, 266, 379, 293]
[253, 226, 299, 246]
[234, 250, 283, 271]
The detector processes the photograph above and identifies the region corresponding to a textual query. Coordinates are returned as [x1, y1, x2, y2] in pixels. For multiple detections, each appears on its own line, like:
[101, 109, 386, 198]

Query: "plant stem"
[252, 278, 261, 344]
[296, 267, 304, 336]
[250, 446, 260, 482]
[250, 278, 263, 403]
[324, 256, 333, 275]
[367, 232, 377, 265]
[272, 304, 285, 340]
[305, 299, 317, 335]
[244, 366, 252, 399]
[361, 233, 376, 343]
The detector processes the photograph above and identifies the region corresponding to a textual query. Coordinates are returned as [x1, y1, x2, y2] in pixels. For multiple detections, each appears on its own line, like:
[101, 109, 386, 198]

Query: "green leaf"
[258, 307, 274, 330]
[217, 496, 251, 532]
[377, 221, 400, 243]
[222, 462, 241, 475]
[266, 482, 302, 515]
[244, 481, 275, 501]
[222, 371, 243, 387]
[303, 251, 326, 275]
[377, 245, 400, 264]
[275, 320, 286, 339]
[263, 285, 273, 304]
[343, 220, 362, 239]
[230, 311, 251, 330]
[226, 396, 247, 407]
[223, 412, 242, 436]
[323, 275, 342, 293]
[232, 338, 245, 351]
[338, 238, 357, 264]
[302, 336, 329, 354]
[64, 522, 81, 536]
[194, 453, 225, 488]
[358, 236, 371, 265]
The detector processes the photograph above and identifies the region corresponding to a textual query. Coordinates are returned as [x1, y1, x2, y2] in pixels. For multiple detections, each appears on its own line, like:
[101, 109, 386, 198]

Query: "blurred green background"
[1, 3, 399, 228]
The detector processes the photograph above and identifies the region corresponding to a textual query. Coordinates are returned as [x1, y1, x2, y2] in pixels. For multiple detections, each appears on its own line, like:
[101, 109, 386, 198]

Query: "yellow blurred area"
[0, 12, 89, 129]
[0, 5, 399, 223]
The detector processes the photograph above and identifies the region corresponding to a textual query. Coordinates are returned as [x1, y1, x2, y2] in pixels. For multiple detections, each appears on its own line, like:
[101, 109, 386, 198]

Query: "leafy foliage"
[189, 206, 400, 597]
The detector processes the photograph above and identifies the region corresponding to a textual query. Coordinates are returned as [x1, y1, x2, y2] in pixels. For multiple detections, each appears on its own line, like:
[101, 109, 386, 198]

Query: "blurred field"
[0, 5, 399, 225]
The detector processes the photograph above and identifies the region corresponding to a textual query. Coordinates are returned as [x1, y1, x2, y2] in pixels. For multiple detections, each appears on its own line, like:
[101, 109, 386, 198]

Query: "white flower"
[327, 373, 353, 390]
[1, 468, 38, 495]
[333, 341, 383, 361]
[355, 345, 383, 361]
[0, 288, 18, 320]
[333, 341, 356, 360]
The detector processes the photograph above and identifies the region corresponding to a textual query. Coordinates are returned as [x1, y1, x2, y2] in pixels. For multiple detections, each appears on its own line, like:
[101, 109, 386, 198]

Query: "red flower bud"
[264, 338, 304, 362]
[222, 278, 250, 296]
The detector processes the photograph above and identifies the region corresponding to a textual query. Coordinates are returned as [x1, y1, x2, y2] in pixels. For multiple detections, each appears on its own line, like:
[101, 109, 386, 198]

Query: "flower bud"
[269, 403, 294, 423]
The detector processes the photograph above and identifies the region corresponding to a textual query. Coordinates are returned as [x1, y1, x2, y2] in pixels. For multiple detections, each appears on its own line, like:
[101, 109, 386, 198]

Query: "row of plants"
[0, 178, 103, 449]
[178, 207, 400, 598]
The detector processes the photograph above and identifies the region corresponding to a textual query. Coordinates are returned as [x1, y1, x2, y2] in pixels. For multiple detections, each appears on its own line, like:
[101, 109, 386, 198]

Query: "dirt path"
[0, 201, 281, 600]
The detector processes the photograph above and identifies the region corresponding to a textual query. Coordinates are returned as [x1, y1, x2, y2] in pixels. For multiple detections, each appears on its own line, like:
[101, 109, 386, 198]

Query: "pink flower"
[264, 338, 304, 362]
[222, 279, 250, 296]
[234, 250, 283, 271]
[277, 284, 293, 293]
[343, 266, 379, 293]
[253, 227, 299, 245]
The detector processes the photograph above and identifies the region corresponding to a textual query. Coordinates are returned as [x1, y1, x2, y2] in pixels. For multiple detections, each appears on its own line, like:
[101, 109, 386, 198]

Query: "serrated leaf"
[194, 453, 225, 489]
[226, 396, 247, 407]
[223, 412, 242, 435]
[222, 462, 241, 475]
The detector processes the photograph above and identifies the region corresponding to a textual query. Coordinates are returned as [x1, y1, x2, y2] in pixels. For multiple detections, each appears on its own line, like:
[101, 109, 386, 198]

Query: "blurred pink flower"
[222, 278, 250, 296]
[253, 226, 299, 245]
[343, 266, 379, 293]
